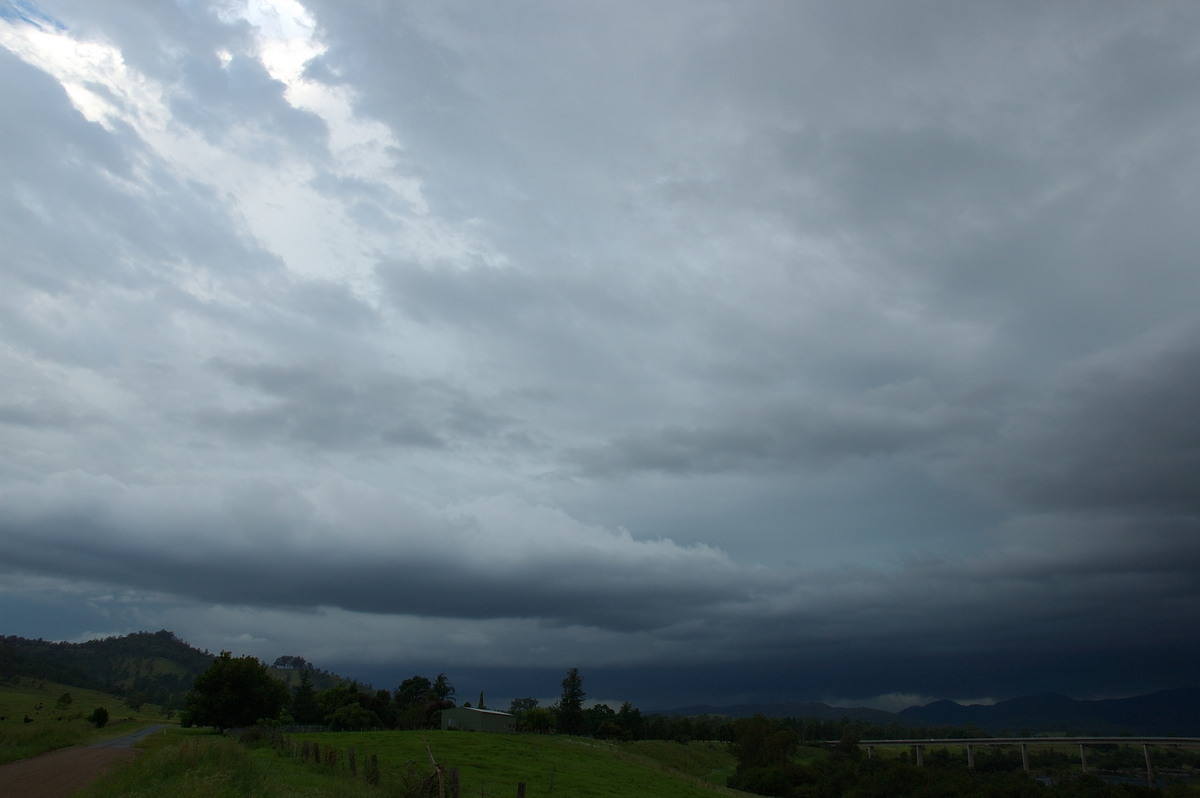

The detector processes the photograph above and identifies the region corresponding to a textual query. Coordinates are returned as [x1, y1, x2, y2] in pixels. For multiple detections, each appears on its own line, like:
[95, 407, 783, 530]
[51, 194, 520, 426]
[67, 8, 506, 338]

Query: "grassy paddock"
[78, 728, 748, 798]
[618, 738, 739, 785]
[77, 729, 389, 798]
[0, 679, 169, 764]
[289, 730, 748, 797]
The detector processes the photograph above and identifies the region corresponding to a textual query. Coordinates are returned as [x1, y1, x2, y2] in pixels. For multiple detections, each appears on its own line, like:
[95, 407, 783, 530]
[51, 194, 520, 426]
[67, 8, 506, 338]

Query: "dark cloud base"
[3, 0, 1200, 712]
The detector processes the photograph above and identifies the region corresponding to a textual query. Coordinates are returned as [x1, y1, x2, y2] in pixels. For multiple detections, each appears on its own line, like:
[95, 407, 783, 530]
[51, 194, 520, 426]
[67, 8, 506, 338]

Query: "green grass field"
[78, 730, 376, 798]
[0, 678, 172, 764]
[292, 729, 747, 797]
[78, 728, 753, 798]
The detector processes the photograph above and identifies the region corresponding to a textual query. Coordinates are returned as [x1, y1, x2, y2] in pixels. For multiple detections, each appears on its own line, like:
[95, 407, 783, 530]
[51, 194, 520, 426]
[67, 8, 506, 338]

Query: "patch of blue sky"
[0, 0, 66, 31]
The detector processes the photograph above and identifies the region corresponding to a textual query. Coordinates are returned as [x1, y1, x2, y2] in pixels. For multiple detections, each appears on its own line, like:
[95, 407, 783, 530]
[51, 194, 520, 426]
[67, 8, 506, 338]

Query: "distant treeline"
[273, 666, 978, 744]
[725, 714, 1200, 797]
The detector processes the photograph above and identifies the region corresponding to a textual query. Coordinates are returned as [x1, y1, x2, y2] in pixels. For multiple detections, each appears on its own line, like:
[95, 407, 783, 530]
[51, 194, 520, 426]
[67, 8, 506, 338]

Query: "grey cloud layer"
[2, 0, 1198, 701]
[0, 473, 749, 631]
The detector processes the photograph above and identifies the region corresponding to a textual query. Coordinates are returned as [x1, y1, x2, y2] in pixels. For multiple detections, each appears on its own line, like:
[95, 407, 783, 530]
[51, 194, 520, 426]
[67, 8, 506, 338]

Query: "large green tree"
[393, 673, 456, 728]
[181, 651, 289, 732]
[556, 667, 586, 735]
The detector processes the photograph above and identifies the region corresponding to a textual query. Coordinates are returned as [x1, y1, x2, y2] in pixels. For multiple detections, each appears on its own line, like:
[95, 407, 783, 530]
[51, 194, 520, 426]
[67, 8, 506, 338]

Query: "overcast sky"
[2, 0, 1199, 713]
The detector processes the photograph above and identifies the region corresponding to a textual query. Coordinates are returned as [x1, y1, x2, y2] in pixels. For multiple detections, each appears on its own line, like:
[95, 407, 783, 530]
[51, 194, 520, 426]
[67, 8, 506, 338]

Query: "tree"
[432, 673, 455, 703]
[394, 674, 454, 729]
[587, 703, 622, 738]
[55, 692, 73, 710]
[367, 688, 396, 728]
[508, 697, 539, 718]
[394, 675, 433, 729]
[523, 706, 557, 734]
[727, 714, 802, 794]
[88, 707, 109, 728]
[326, 702, 381, 731]
[556, 667, 586, 735]
[616, 701, 644, 740]
[290, 669, 321, 724]
[181, 651, 289, 733]
[124, 691, 147, 712]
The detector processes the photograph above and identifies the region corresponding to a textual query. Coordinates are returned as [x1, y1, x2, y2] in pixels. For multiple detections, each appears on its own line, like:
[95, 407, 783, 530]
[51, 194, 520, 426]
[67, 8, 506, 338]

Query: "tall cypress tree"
[556, 667, 586, 735]
[290, 669, 321, 724]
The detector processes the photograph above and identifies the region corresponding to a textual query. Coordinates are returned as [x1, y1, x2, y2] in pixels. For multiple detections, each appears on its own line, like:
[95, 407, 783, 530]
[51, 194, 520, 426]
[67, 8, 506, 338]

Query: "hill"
[900, 687, 1200, 736]
[0, 630, 350, 709]
[265, 656, 348, 691]
[0, 630, 213, 709]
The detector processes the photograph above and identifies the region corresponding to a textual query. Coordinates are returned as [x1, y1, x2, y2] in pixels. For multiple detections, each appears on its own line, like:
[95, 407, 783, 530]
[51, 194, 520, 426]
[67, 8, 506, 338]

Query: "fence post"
[366, 753, 380, 786]
[448, 767, 460, 798]
[517, 782, 526, 797]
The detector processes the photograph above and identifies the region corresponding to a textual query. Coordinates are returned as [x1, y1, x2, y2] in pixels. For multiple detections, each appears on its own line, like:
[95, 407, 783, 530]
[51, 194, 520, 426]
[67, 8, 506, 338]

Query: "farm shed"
[441, 706, 516, 733]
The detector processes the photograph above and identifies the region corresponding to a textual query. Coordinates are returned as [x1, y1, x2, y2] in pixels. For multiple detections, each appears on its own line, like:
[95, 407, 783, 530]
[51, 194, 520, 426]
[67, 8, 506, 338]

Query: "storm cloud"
[2, 0, 1199, 708]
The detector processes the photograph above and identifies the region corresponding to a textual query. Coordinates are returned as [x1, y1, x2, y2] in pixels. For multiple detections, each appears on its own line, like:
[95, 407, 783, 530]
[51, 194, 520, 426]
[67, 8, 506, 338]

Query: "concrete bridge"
[840, 736, 1200, 788]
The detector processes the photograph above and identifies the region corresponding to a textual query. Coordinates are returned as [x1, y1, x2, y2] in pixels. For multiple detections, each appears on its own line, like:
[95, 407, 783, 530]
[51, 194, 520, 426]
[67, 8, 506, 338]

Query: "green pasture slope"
[0, 678, 169, 764]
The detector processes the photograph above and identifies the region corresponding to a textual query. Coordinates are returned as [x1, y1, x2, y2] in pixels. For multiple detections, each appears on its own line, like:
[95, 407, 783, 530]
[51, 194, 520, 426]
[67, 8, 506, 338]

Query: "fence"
[244, 727, 533, 797]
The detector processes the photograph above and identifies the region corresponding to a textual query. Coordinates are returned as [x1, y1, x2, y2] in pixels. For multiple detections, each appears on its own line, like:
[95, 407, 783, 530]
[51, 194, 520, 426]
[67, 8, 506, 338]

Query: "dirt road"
[0, 725, 167, 798]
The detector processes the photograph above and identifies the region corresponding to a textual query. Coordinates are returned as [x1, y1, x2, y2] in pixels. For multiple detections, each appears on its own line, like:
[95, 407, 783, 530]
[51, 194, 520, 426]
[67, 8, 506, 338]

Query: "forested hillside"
[1, 630, 219, 708]
[0, 630, 352, 710]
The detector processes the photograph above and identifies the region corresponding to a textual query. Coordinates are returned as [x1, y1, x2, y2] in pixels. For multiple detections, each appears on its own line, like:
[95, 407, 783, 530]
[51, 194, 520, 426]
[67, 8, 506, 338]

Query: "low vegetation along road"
[0, 724, 167, 798]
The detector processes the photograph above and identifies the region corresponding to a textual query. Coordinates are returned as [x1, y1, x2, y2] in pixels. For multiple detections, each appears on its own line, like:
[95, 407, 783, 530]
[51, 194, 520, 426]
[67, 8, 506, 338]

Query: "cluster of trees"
[183, 654, 973, 744]
[183, 652, 466, 732]
[289, 671, 457, 730]
[183, 656, 635, 737]
[503, 669, 645, 739]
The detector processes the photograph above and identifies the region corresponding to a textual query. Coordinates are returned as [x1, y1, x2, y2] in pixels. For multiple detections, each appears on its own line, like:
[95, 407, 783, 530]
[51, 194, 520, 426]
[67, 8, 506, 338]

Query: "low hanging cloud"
[0, 471, 751, 633]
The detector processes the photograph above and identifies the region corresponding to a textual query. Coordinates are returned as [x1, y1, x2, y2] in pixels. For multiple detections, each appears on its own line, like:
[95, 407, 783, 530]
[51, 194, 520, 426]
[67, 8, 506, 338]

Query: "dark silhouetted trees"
[393, 673, 456, 728]
[181, 651, 289, 732]
[290, 669, 321, 724]
[556, 667, 586, 735]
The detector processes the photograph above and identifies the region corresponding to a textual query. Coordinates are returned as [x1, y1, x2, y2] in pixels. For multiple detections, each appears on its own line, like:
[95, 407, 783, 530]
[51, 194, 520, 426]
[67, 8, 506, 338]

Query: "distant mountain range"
[658, 701, 914, 727]
[660, 688, 1200, 736]
[0, 630, 348, 708]
[899, 688, 1200, 736]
